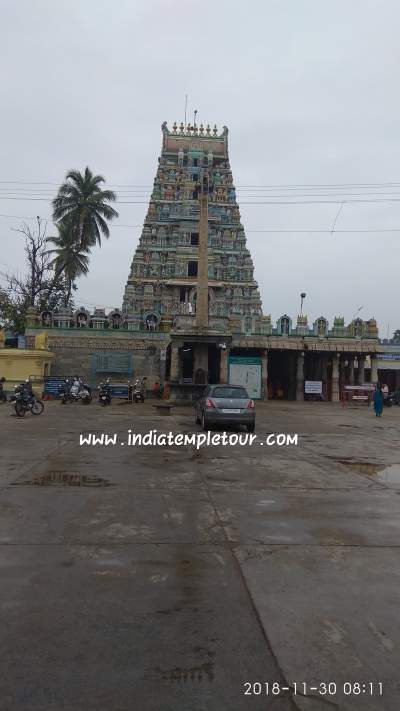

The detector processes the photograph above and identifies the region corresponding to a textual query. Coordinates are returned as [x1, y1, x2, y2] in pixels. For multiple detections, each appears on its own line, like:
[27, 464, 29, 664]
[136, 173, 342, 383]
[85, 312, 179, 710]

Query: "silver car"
[195, 384, 255, 432]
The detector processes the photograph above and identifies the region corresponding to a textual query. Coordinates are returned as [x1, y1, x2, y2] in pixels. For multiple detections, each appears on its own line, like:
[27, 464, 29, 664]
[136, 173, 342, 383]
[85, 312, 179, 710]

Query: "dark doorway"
[267, 350, 297, 400]
[208, 344, 220, 384]
[188, 261, 198, 277]
[165, 344, 171, 380]
[180, 287, 188, 303]
[182, 344, 194, 381]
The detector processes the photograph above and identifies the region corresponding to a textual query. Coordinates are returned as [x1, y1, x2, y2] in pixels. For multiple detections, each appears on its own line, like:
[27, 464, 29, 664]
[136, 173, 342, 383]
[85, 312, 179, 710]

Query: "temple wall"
[25, 329, 169, 387]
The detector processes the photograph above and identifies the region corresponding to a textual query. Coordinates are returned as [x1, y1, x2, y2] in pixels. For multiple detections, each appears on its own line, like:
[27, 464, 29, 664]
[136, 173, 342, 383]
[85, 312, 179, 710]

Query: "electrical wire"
[2, 179, 400, 188]
[1, 213, 400, 233]
[4, 196, 400, 205]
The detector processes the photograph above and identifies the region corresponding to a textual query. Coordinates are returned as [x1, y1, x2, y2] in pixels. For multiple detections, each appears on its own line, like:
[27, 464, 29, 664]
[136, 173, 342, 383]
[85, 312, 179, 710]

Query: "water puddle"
[336, 459, 400, 483]
[375, 464, 400, 484]
[13, 471, 112, 487]
[336, 460, 381, 475]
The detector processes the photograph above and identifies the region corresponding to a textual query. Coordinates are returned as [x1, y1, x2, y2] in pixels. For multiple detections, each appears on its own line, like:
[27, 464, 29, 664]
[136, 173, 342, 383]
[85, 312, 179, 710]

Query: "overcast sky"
[1, 0, 399, 336]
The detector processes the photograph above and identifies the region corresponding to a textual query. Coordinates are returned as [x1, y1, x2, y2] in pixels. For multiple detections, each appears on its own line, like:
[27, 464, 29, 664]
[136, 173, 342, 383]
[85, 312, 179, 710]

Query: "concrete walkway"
[0, 399, 399, 710]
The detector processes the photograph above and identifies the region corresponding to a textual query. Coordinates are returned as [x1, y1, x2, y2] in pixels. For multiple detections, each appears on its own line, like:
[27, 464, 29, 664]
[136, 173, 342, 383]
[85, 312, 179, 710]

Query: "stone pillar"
[26, 306, 39, 328]
[196, 192, 209, 328]
[321, 357, 328, 400]
[348, 358, 355, 385]
[370, 356, 378, 385]
[340, 358, 346, 387]
[296, 351, 304, 401]
[358, 355, 365, 385]
[219, 348, 228, 384]
[170, 344, 180, 382]
[332, 354, 340, 402]
[159, 347, 167, 384]
[261, 349, 268, 400]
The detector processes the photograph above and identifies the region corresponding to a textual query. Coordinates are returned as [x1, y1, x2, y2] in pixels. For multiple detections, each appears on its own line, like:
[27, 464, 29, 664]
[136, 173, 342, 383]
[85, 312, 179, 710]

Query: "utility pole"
[196, 174, 209, 328]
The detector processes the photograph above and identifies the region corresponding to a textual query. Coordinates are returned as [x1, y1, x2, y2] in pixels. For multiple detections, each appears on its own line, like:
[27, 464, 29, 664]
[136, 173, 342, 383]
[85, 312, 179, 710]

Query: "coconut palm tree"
[46, 222, 91, 306]
[52, 166, 118, 250]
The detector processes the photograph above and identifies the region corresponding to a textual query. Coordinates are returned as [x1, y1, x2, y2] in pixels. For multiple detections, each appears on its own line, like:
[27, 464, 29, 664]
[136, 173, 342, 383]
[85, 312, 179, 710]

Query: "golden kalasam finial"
[213, 124, 218, 135]
[199, 123, 204, 134]
[206, 124, 211, 135]
[179, 122, 184, 133]
[172, 121, 177, 133]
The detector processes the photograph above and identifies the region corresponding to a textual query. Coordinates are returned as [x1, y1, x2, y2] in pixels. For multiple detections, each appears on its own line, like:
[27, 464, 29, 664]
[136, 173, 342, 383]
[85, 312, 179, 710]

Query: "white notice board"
[305, 380, 322, 394]
[229, 362, 262, 399]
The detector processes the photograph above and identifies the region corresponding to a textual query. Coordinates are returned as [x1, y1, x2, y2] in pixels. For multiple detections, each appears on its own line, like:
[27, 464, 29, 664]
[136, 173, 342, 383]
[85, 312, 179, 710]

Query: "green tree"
[0, 288, 27, 334]
[46, 222, 90, 306]
[52, 166, 119, 250]
[0, 220, 74, 333]
[392, 329, 400, 344]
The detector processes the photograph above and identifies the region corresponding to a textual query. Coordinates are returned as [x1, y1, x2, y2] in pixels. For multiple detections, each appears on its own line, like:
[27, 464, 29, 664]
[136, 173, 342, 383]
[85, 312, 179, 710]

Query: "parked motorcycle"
[11, 382, 44, 417]
[98, 380, 112, 406]
[59, 378, 92, 404]
[132, 379, 144, 403]
[58, 379, 71, 403]
[382, 390, 400, 407]
[390, 389, 400, 406]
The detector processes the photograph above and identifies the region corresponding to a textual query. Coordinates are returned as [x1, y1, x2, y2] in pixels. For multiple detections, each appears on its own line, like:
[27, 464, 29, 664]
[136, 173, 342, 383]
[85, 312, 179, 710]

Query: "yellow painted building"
[0, 330, 54, 392]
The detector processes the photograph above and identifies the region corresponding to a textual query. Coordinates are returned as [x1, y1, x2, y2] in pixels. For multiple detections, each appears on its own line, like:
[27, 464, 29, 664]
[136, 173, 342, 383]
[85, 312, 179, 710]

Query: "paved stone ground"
[0, 398, 399, 711]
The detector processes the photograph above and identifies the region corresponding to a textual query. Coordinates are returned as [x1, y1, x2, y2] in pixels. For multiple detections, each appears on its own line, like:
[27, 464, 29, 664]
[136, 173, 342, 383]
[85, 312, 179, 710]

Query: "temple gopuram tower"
[122, 122, 262, 397]
[122, 120, 263, 392]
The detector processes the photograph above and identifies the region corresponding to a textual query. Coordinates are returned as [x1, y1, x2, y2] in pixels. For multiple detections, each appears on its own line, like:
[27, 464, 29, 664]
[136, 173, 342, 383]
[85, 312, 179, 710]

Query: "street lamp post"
[300, 292, 306, 315]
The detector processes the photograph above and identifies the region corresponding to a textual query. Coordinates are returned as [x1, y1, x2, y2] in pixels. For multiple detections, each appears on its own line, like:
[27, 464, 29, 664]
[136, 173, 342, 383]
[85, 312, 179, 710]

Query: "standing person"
[152, 381, 160, 399]
[0, 377, 6, 402]
[140, 376, 147, 402]
[373, 383, 384, 418]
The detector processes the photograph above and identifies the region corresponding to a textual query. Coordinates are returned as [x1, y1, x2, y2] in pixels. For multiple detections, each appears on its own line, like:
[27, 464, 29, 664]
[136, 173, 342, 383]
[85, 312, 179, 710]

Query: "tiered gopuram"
[122, 121, 263, 334]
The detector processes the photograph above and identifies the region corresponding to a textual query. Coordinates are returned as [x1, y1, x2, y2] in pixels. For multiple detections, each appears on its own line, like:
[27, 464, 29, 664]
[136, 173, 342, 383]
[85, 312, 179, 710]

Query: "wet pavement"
[1, 399, 399, 710]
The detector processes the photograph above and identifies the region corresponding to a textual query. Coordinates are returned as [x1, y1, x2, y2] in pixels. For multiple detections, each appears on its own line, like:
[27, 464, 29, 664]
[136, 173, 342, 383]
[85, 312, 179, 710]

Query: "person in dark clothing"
[140, 377, 147, 401]
[21, 379, 33, 404]
[0, 377, 6, 402]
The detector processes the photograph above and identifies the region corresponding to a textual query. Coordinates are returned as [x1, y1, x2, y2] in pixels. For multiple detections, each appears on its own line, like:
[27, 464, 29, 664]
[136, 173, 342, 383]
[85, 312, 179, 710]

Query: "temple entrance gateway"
[267, 350, 297, 400]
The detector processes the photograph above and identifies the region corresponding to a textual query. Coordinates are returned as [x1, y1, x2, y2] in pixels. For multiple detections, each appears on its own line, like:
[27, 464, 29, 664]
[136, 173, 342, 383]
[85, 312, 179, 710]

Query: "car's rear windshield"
[211, 387, 248, 398]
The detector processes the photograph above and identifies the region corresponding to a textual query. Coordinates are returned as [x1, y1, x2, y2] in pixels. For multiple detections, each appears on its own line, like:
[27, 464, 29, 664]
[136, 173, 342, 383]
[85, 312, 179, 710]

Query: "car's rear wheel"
[201, 412, 209, 431]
